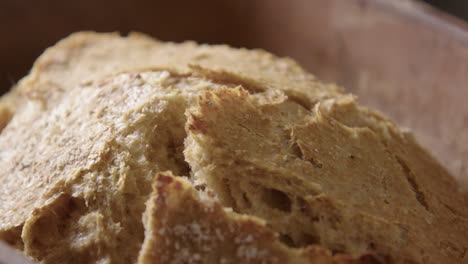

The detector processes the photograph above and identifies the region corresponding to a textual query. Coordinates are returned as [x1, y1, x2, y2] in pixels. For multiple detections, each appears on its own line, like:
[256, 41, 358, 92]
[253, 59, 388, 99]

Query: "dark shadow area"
[424, 0, 468, 21]
[0, 0, 256, 93]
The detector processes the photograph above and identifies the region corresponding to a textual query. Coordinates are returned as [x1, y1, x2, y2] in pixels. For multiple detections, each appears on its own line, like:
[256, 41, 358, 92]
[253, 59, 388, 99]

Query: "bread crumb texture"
[0, 32, 467, 264]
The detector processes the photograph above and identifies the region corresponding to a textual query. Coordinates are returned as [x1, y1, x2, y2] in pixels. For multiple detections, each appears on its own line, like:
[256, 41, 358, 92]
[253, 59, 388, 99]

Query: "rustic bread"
[0, 32, 467, 264]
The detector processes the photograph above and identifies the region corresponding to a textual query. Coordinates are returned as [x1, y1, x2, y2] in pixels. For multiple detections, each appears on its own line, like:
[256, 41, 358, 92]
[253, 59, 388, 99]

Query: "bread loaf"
[0, 32, 467, 263]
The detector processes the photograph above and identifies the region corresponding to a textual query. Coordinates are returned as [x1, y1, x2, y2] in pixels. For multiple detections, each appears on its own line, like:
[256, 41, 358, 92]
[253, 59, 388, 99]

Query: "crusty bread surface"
[0, 32, 467, 264]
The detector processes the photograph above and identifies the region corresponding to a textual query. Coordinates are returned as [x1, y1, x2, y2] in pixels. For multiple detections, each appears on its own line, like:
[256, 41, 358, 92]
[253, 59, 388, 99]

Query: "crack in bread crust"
[184, 86, 468, 264]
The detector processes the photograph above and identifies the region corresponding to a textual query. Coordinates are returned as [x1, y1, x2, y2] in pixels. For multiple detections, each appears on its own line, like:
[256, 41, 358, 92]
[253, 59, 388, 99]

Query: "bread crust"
[0, 32, 466, 263]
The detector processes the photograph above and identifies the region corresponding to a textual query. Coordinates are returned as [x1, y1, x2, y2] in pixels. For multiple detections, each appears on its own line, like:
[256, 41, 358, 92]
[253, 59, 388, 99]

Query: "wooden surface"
[1, 0, 468, 261]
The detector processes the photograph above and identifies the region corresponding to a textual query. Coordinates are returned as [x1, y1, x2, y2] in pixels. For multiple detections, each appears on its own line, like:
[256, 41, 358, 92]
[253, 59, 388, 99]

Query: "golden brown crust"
[14, 31, 341, 110]
[0, 32, 466, 264]
[0, 71, 230, 263]
[184, 87, 468, 263]
[138, 172, 380, 264]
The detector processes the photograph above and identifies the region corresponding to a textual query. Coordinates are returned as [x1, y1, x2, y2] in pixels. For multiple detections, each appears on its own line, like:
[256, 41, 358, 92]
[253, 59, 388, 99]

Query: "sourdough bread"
[0, 32, 467, 263]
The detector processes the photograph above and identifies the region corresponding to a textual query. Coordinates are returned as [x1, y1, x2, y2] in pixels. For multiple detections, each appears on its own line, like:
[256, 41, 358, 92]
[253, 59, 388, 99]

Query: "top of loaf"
[0, 32, 467, 264]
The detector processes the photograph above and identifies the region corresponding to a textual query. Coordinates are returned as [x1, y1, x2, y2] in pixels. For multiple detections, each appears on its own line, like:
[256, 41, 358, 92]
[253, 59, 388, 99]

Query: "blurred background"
[0, 0, 468, 185]
[0, 0, 467, 92]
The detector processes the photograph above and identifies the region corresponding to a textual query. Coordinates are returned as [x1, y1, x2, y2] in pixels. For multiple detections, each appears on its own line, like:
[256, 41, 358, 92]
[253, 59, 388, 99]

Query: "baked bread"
[0, 32, 467, 264]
